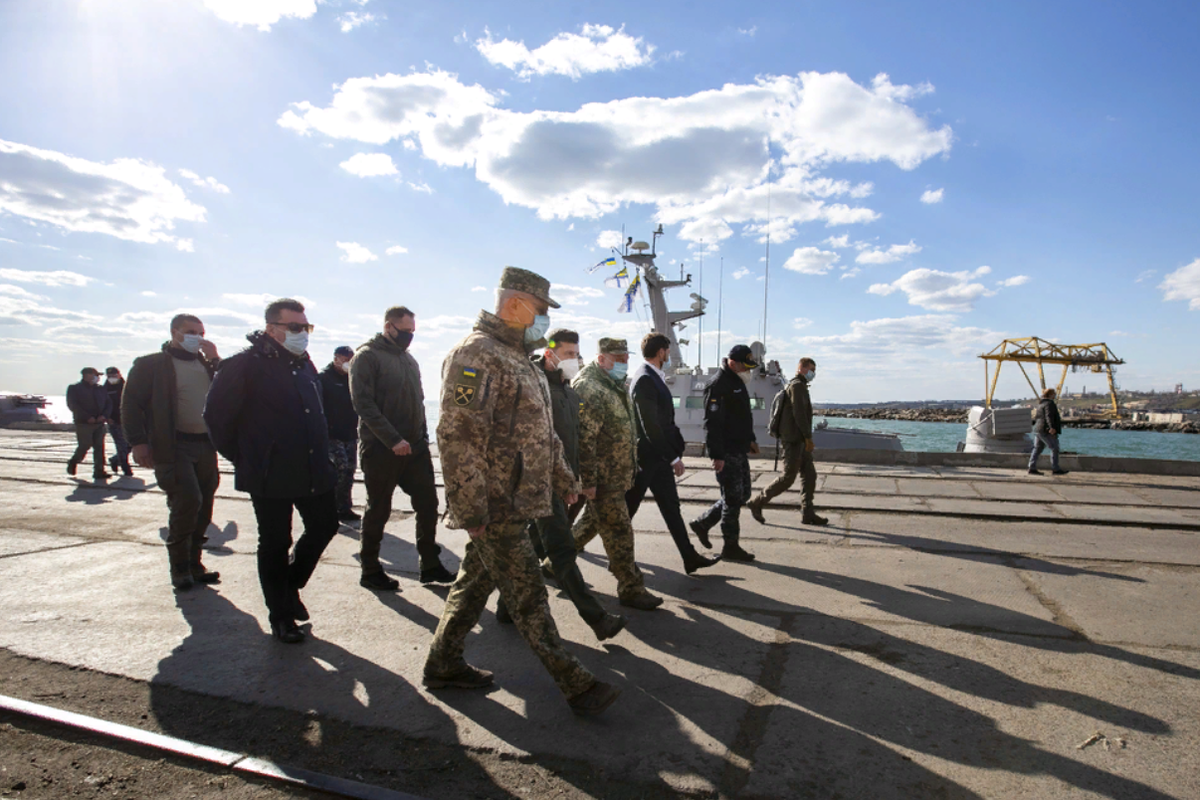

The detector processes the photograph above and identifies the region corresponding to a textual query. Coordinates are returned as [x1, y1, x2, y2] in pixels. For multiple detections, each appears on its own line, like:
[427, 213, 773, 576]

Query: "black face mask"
[390, 329, 414, 350]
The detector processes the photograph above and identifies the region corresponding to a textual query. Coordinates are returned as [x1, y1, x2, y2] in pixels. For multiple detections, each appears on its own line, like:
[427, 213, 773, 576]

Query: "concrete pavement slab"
[972, 482, 1065, 502]
[896, 477, 983, 498]
[0, 528, 88, 557]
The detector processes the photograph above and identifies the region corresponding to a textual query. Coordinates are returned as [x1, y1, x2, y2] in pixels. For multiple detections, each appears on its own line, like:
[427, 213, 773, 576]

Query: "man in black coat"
[688, 344, 760, 562]
[65, 367, 112, 481]
[204, 298, 339, 644]
[320, 346, 359, 522]
[626, 332, 720, 574]
[1029, 388, 1069, 476]
[104, 367, 133, 476]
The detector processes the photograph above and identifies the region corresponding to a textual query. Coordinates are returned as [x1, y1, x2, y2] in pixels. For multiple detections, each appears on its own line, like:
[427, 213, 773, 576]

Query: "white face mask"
[107, 376, 120, 384]
[180, 333, 203, 354]
[283, 331, 309, 356]
[558, 357, 581, 380]
[738, 369, 753, 384]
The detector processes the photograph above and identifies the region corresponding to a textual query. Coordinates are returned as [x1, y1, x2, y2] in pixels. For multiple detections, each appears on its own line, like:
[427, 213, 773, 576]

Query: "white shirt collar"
[647, 361, 666, 382]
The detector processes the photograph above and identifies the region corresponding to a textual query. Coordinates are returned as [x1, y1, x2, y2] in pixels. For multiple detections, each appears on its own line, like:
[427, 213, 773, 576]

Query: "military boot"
[190, 538, 220, 583]
[167, 542, 193, 591]
[747, 498, 767, 524]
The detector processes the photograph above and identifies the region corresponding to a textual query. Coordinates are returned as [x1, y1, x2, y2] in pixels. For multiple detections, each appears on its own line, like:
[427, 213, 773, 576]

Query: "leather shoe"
[420, 564, 458, 585]
[589, 612, 626, 641]
[801, 513, 829, 526]
[1052, 469, 1070, 476]
[1027, 469, 1042, 475]
[171, 573, 194, 592]
[683, 552, 721, 575]
[568, 681, 622, 716]
[688, 519, 712, 549]
[721, 544, 756, 562]
[291, 589, 309, 622]
[191, 567, 220, 584]
[423, 664, 494, 690]
[619, 591, 664, 611]
[748, 501, 766, 524]
[66, 461, 78, 476]
[360, 571, 400, 591]
[271, 620, 305, 644]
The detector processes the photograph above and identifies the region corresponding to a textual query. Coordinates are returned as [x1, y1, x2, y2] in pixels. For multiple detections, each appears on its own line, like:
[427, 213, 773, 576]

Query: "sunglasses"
[269, 321, 315, 334]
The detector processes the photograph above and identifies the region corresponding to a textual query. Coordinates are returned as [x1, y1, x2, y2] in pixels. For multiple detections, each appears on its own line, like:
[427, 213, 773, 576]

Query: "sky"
[1, 0, 1199, 403]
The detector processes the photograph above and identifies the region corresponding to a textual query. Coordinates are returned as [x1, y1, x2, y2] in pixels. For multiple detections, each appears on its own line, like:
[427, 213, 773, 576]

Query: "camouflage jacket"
[572, 361, 638, 495]
[436, 311, 578, 529]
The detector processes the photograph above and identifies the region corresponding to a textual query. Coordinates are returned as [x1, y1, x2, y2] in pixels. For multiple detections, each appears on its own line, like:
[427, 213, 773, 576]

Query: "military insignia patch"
[454, 384, 476, 406]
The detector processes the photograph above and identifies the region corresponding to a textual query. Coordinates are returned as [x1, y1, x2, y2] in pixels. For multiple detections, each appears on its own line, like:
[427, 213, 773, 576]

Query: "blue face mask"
[608, 361, 628, 381]
[663, 355, 672, 370]
[524, 314, 550, 345]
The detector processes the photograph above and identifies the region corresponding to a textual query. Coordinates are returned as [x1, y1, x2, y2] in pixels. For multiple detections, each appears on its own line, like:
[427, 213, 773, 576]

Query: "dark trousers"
[753, 441, 816, 513]
[518, 495, 606, 625]
[154, 439, 220, 577]
[329, 438, 357, 513]
[250, 490, 339, 624]
[360, 445, 441, 573]
[70, 423, 106, 477]
[108, 423, 131, 471]
[692, 452, 752, 547]
[626, 460, 699, 561]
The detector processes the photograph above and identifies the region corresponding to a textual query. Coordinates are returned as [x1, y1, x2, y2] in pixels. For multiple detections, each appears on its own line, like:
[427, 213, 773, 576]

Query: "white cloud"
[551, 283, 605, 306]
[867, 266, 994, 312]
[140, 290, 156, 297]
[0, 139, 206, 249]
[418, 314, 475, 337]
[203, 0, 317, 31]
[178, 168, 230, 194]
[471, 286, 487, 292]
[793, 317, 812, 330]
[475, 24, 654, 80]
[824, 234, 850, 248]
[385, 245, 408, 256]
[280, 69, 952, 241]
[997, 275, 1030, 287]
[1136, 269, 1157, 283]
[339, 152, 398, 177]
[856, 240, 922, 264]
[920, 188, 944, 204]
[796, 314, 1002, 368]
[840, 267, 861, 280]
[339, 11, 381, 33]
[222, 292, 316, 309]
[738, 26, 757, 37]
[0, 284, 47, 300]
[782, 246, 839, 275]
[1160, 258, 1200, 311]
[1109, 330, 1130, 337]
[407, 181, 434, 193]
[337, 241, 378, 263]
[0, 268, 95, 287]
[596, 230, 624, 249]
[732, 267, 751, 280]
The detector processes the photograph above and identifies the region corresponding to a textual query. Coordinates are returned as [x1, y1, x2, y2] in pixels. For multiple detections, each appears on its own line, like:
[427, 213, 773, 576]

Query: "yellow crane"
[979, 337, 1125, 417]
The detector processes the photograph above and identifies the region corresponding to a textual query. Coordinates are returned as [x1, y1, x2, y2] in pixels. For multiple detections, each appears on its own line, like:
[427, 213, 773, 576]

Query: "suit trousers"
[360, 445, 441, 574]
[250, 490, 339, 625]
[626, 460, 699, 560]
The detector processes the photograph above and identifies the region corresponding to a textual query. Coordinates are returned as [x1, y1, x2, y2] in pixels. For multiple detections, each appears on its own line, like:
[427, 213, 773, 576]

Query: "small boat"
[0, 393, 52, 428]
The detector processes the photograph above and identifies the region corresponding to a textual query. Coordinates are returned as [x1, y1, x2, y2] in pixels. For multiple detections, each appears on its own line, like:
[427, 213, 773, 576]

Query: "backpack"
[767, 386, 790, 439]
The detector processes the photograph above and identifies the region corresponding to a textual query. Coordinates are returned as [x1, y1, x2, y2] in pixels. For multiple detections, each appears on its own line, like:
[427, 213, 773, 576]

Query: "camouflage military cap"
[499, 266, 560, 309]
[598, 337, 629, 355]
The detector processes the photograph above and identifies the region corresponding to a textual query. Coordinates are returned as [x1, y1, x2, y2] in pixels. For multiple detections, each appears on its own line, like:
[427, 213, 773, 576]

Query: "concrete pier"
[1, 429, 1198, 798]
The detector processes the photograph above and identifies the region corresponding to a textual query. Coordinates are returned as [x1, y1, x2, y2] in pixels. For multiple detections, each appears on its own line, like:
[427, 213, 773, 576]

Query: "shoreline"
[816, 406, 1199, 434]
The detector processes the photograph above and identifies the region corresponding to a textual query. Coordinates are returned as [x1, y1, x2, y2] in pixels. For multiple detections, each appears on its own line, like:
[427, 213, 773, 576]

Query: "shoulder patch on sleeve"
[452, 367, 482, 407]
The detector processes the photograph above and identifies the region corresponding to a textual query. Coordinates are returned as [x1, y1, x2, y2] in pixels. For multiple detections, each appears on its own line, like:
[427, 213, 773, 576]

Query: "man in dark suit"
[625, 332, 720, 575]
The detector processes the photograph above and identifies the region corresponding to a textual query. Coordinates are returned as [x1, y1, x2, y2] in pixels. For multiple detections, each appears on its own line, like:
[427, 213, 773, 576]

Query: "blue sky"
[2, 0, 1198, 402]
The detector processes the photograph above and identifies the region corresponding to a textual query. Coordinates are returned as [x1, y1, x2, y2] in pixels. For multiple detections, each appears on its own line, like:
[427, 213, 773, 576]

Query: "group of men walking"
[68, 265, 828, 718]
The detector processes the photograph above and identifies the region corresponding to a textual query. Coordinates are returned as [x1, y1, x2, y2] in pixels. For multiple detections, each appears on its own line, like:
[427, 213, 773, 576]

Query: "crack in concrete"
[1009, 565, 1089, 640]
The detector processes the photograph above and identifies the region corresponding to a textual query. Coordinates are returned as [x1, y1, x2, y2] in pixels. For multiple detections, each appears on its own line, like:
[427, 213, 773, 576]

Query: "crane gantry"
[979, 337, 1125, 417]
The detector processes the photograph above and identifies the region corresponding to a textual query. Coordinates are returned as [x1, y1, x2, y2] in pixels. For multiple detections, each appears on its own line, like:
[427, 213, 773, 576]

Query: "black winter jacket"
[203, 331, 335, 499]
[1033, 398, 1063, 436]
[629, 363, 686, 466]
[104, 379, 125, 424]
[319, 363, 358, 442]
[66, 380, 112, 424]
[350, 333, 428, 454]
[703, 363, 756, 459]
[533, 354, 581, 477]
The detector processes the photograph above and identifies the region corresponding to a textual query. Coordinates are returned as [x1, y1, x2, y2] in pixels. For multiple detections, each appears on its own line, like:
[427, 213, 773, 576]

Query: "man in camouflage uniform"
[572, 338, 663, 611]
[425, 267, 621, 717]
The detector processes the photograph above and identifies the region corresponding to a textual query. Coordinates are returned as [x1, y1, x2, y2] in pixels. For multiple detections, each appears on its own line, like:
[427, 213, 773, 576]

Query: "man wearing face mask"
[123, 314, 222, 590]
[319, 346, 359, 523]
[427, 267, 621, 717]
[66, 367, 112, 482]
[350, 306, 455, 589]
[104, 367, 133, 477]
[688, 344, 760, 562]
[204, 299, 339, 644]
[496, 329, 627, 641]
[572, 338, 663, 611]
[747, 357, 827, 526]
[626, 332, 721, 574]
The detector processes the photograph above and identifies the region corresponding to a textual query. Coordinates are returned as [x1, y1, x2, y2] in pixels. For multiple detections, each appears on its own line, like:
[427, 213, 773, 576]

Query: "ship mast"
[620, 229, 703, 368]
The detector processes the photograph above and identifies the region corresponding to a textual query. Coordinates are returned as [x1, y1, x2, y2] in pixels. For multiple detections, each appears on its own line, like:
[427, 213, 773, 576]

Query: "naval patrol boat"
[613, 234, 903, 453]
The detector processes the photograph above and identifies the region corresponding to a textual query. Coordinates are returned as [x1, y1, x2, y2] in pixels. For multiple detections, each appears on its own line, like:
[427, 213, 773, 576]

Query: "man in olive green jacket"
[748, 357, 828, 525]
[572, 337, 662, 611]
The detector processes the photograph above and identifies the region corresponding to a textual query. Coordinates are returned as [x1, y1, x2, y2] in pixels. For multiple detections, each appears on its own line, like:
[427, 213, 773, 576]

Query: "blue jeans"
[1029, 431, 1061, 471]
[108, 422, 131, 470]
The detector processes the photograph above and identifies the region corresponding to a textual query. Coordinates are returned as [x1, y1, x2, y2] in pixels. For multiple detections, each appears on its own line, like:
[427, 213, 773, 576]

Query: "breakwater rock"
[817, 407, 970, 423]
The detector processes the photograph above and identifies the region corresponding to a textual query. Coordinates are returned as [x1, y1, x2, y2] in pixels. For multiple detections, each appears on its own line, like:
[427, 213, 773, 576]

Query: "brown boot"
[747, 498, 766, 524]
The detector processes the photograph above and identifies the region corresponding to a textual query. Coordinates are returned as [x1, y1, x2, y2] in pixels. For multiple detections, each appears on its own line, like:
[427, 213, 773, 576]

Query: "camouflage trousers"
[692, 452, 752, 545]
[572, 494, 646, 601]
[425, 521, 595, 699]
[751, 441, 816, 513]
[328, 438, 357, 514]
